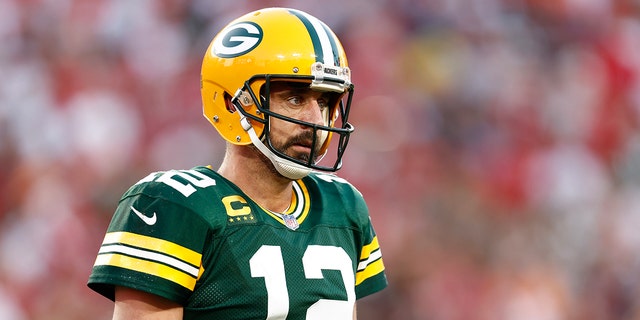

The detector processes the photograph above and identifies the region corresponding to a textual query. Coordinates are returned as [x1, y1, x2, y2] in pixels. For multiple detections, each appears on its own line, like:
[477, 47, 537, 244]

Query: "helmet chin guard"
[240, 115, 311, 179]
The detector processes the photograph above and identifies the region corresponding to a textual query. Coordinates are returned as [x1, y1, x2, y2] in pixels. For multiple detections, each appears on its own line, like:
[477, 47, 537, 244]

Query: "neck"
[218, 144, 294, 213]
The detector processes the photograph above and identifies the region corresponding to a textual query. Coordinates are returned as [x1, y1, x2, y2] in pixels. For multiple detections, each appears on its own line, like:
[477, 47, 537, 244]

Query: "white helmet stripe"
[289, 9, 339, 66]
[307, 14, 336, 66]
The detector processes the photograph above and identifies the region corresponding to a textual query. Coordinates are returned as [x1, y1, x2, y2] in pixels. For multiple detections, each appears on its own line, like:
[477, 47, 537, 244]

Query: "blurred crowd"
[1, 0, 639, 319]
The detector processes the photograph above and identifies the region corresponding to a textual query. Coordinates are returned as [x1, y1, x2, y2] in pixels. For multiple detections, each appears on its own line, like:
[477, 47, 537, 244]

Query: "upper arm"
[353, 302, 357, 320]
[113, 286, 183, 320]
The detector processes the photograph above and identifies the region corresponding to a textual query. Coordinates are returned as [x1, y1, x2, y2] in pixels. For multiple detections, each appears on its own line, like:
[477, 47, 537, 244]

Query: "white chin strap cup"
[240, 116, 311, 180]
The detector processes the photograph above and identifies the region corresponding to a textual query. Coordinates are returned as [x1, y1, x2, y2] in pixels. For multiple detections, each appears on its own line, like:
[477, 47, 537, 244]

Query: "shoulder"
[304, 172, 369, 219]
[304, 172, 364, 201]
[124, 166, 219, 196]
[120, 166, 232, 220]
[305, 171, 359, 191]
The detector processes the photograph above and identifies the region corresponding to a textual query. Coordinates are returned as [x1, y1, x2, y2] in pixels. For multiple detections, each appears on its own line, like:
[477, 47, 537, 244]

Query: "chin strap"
[240, 115, 311, 180]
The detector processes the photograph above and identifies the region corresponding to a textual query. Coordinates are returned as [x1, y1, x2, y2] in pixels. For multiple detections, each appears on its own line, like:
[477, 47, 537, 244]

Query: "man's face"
[266, 81, 338, 163]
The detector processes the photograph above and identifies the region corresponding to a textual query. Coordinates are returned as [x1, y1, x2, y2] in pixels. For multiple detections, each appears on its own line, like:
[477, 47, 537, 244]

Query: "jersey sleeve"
[313, 173, 388, 299]
[87, 171, 215, 305]
[352, 189, 388, 299]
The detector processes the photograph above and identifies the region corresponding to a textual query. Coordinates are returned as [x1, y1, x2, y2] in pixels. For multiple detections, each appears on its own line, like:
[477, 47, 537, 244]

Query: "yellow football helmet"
[201, 7, 354, 179]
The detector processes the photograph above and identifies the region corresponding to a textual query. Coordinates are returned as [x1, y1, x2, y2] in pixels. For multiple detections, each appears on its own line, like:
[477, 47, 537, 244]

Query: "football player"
[88, 7, 387, 319]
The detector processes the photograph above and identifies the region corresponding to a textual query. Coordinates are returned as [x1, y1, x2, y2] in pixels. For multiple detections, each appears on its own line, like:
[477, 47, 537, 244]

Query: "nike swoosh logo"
[130, 206, 157, 225]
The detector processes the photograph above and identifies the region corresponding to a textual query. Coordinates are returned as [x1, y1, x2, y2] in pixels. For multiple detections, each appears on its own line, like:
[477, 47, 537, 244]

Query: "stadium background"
[1, 0, 640, 319]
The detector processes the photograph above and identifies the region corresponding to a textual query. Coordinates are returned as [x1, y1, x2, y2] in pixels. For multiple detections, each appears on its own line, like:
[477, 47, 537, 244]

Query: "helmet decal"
[213, 22, 263, 58]
[288, 9, 341, 66]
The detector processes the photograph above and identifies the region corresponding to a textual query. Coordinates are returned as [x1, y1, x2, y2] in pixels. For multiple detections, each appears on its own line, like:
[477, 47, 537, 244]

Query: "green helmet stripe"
[288, 9, 340, 66]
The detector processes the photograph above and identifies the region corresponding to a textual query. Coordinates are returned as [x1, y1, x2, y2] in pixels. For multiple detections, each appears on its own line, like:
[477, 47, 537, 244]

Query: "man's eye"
[287, 96, 303, 105]
[318, 99, 329, 110]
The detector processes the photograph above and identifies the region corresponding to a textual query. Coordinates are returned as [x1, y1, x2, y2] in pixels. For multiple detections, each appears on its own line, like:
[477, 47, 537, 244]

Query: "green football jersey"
[88, 166, 387, 319]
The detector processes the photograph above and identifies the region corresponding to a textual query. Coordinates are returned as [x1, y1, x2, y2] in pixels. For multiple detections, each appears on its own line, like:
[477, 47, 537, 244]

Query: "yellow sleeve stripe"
[98, 244, 200, 278]
[355, 257, 385, 286]
[355, 236, 385, 285]
[103, 231, 201, 267]
[94, 253, 197, 290]
[359, 236, 380, 260]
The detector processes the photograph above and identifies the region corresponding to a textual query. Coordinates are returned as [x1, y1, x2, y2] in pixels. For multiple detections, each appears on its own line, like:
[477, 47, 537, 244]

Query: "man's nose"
[300, 99, 326, 126]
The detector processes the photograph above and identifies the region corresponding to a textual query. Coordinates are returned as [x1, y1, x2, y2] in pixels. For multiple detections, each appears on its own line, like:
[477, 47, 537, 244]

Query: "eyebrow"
[273, 86, 332, 100]
[270, 82, 310, 93]
[269, 82, 338, 102]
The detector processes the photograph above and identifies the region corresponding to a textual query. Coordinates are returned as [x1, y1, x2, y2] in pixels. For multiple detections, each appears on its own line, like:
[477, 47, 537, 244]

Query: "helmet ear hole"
[224, 93, 237, 113]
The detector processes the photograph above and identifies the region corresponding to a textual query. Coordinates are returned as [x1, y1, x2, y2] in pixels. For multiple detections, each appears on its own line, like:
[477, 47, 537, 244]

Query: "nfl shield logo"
[283, 214, 299, 230]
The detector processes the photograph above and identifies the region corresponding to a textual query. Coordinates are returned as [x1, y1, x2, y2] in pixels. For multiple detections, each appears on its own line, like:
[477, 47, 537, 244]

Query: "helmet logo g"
[213, 22, 263, 58]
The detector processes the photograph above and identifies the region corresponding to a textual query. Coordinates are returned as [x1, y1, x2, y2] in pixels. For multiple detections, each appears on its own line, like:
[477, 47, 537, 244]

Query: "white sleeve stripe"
[98, 244, 200, 277]
[357, 249, 382, 271]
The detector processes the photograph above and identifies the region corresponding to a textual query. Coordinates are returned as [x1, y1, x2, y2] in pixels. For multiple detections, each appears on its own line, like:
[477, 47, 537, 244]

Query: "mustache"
[281, 130, 322, 153]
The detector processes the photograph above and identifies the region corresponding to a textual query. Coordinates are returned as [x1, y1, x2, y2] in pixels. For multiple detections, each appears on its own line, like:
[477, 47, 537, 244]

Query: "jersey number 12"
[250, 245, 355, 320]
